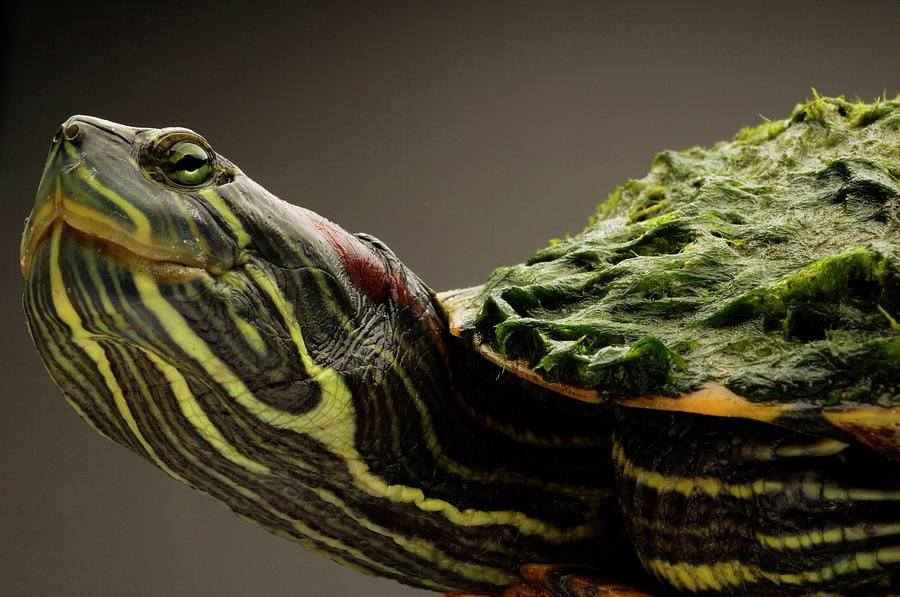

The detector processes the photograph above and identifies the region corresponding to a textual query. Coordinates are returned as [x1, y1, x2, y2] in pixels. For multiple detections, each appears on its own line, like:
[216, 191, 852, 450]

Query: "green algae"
[469, 96, 900, 405]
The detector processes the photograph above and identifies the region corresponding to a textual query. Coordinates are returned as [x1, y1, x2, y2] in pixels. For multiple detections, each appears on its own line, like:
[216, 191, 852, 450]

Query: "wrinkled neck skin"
[23, 120, 626, 594]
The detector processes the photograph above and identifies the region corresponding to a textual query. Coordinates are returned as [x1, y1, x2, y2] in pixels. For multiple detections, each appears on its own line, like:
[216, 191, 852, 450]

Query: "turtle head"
[21, 115, 242, 280]
[21, 112, 447, 446]
[20, 116, 484, 588]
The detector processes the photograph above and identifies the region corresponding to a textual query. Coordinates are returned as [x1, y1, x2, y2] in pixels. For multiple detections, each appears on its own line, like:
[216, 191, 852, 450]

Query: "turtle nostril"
[52, 125, 64, 143]
[64, 123, 80, 141]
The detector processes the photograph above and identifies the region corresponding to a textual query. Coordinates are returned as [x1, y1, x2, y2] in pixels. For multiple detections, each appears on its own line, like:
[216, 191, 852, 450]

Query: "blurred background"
[2, 1, 898, 595]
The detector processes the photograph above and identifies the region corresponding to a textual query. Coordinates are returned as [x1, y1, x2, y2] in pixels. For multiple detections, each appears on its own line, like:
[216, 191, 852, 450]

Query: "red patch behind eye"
[288, 202, 449, 364]
[299, 208, 394, 302]
[254, 184, 414, 305]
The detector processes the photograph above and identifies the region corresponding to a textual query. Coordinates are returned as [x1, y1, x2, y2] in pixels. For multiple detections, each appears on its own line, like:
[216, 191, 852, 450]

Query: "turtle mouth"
[34, 221, 213, 284]
[20, 173, 226, 280]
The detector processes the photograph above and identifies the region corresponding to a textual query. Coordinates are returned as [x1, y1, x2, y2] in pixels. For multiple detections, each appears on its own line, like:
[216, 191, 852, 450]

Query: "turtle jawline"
[38, 222, 211, 284]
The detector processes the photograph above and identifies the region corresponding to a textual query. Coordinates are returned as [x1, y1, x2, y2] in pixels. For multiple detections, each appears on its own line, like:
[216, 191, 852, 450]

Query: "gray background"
[2, 1, 898, 596]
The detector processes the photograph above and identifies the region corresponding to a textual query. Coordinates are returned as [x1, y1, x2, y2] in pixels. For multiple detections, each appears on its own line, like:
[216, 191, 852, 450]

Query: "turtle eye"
[141, 130, 229, 188]
[161, 141, 212, 186]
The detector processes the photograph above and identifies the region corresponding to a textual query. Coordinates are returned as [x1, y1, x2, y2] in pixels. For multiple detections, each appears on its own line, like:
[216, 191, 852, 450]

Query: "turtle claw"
[500, 564, 656, 597]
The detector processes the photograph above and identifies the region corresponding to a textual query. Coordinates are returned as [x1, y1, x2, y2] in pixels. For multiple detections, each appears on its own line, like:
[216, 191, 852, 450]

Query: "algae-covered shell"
[440, 95, 900, 463]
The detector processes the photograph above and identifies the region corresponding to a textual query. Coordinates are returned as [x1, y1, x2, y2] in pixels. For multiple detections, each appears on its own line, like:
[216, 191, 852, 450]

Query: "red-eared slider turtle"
[20, 96, 900, 596]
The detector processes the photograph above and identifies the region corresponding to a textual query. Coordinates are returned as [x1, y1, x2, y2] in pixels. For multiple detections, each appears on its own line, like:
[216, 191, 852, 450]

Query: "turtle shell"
[438, 95, 900, 464]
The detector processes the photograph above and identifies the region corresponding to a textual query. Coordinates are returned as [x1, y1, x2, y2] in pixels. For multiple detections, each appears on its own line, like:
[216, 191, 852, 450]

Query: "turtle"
[19, 95, 900, 597]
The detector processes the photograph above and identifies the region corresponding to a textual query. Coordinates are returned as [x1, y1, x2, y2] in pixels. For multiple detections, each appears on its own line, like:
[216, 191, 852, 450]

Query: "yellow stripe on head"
[47, 223, 187, 483]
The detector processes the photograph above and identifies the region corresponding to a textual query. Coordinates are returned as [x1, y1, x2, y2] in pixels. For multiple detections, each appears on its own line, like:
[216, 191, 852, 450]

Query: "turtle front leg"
[446, 564, 657, 597]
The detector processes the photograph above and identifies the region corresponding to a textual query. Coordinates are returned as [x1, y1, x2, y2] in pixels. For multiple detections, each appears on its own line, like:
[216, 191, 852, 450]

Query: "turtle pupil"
[158, 140, 213, 186]
[176, 154, 206, 172]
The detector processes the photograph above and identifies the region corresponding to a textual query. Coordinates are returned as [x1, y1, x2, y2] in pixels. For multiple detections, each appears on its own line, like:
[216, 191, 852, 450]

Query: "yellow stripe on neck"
[141, 349, 270, 475]
[242, 262, 603, 541]
[133, 261, 602, 543]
